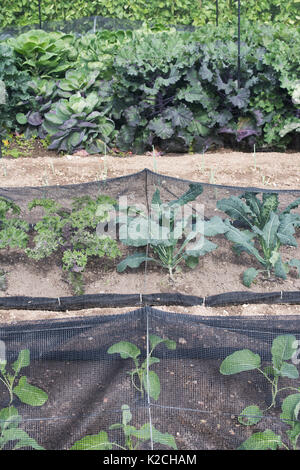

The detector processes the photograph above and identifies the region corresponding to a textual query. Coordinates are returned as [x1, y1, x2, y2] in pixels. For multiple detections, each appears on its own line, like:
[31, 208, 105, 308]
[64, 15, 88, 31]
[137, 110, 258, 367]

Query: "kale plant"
[0, 349, 48, 450]
[25, 195, 121, 295]
[217, 192, 300, 286]
[117, 183, 227, 280]
[220, 335, 300, 450]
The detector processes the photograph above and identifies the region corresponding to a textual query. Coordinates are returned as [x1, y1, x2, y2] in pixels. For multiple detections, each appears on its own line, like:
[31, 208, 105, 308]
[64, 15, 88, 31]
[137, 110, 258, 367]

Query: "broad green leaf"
[107, 341, 140, 360]
[12, 349, 30, 374]
[217, 195, 254, 227]
[203, 216, 228, 236]
[0, 406, 20, 431]
[280, 361, 299, 379]
[13, 376, 48, 406]
[151, 426, 177, 450]
[238, 430, 282, 450]
[280, 393, 300, 425]
[149, 334, 165, 350]
[71, 431, 112, 450]
[16, 113, 27, 125]
[2, 428, 44, 450]
[238, 405, 263, 426]
[224, 220, 265, 265]
[277, 213, 299, 247]
[243, 267, 259, 287]
[220, 349, 261, 375]
[184, 237, 217, 258]
[131, 423, 177, 449]
[148, 118, 174, 139]
[271, 335, 298, 362]
[261, 212, 279, 249]
[142, 370, 161, 401]
[117, 253, 155, 272]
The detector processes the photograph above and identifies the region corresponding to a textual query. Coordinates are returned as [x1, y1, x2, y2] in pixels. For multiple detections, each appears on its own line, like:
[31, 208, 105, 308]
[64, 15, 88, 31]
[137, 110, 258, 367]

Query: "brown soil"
[1, 148, 300, 323]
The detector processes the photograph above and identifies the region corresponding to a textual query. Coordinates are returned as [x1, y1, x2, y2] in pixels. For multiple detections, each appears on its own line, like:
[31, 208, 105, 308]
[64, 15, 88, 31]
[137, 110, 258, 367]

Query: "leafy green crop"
[25, 195, 121, 295]
[108, 335, 176, 401]
[42, 91, 116, 154]
[71, 404, 177, 450]
[0, 349, 48, 450]
[0, 43, 31, 133]
[220, 335, 300, 450]
[117, 184, 227, 279]
[217, 192, 300, 286]
[7, 30, 77, 78]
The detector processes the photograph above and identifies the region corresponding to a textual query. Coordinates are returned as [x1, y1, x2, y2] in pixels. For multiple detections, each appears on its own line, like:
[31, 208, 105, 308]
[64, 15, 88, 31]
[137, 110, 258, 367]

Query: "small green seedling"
[71, 404, 177, 450]
[107, 335, 176, 401]
[220, 334, 300, 450]
[0, 349, 48, 450]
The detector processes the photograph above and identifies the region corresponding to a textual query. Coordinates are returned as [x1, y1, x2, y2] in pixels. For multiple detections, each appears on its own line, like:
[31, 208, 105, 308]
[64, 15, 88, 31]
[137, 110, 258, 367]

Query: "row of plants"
[0, 23, 299, 154]
[0, 0, 299, 31]
[1, 332, 300, 450]
[0, 336, 178, 450]
[1, 183, 300, 295]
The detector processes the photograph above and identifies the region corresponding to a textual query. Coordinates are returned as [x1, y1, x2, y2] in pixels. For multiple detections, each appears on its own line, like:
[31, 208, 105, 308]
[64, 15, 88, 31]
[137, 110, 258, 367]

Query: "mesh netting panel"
[0, 14, 196, 40]
[1, 169, 300, 306]
[1, 308, 300, 450]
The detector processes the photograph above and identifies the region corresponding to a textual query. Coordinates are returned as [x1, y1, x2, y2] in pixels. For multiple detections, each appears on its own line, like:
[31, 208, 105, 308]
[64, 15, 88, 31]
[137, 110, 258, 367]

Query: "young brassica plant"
[71, 404, 177, 450]
[0, 349, 48, 450]
[117, 183, 227, 280]
[107, 335, 176, 401]
[217, 191, 300, 286]
[220, 334, 300, 450]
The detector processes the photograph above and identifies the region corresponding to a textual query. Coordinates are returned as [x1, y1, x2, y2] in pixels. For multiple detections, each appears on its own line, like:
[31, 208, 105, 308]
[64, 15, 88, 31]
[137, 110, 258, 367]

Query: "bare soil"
[1, 147, 300, 323]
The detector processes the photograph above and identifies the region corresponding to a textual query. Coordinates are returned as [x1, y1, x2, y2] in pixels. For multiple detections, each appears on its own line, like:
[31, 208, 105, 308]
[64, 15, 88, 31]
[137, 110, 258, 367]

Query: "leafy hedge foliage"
[0, 0, 299, 30]
[1, 22, 299, 153]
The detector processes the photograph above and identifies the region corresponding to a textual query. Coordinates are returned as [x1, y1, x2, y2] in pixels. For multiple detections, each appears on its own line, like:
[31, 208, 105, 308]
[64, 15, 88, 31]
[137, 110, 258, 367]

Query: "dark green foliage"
[0, 43, 31, 132]
[217, 192, 300, 286]
[1, 22, 300, 152]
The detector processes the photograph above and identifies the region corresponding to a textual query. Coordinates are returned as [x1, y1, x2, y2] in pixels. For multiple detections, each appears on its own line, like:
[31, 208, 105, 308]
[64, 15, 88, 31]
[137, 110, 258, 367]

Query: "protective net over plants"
[1, 169, 300, 309]
[1, 308, 300, 450]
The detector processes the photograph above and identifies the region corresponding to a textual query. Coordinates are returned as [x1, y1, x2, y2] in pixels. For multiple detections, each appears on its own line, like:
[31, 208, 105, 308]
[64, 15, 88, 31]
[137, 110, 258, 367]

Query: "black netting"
[1, 169, 300, 308]
[1, 308, 300, 450]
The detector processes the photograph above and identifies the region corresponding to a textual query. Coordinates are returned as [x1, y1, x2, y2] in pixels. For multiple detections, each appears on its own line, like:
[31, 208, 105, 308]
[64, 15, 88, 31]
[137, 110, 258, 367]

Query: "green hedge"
[0, 0, 299, 30]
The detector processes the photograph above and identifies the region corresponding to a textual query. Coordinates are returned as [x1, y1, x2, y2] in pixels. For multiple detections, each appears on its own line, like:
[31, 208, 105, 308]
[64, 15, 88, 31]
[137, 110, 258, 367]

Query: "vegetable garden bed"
[1, 151, 300, 322]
